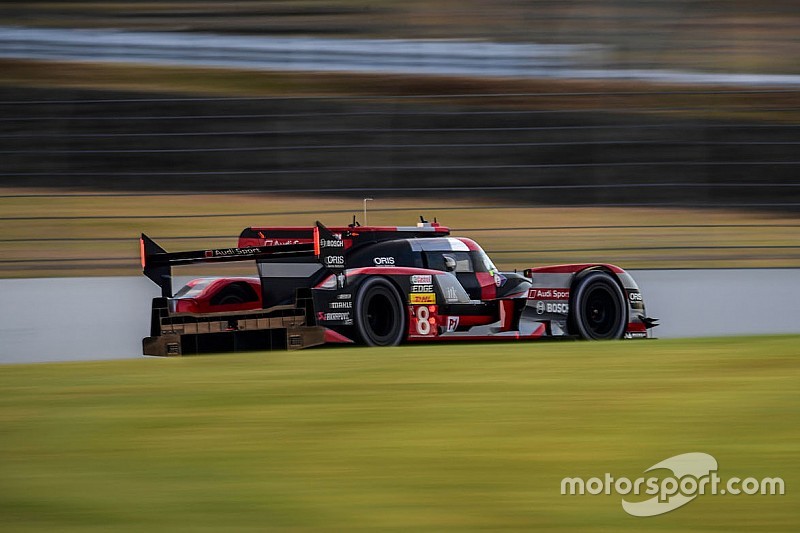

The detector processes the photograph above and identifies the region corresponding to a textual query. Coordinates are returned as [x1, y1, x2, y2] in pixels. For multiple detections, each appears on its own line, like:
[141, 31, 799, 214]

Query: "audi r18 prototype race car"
[141, 219, 657, 356]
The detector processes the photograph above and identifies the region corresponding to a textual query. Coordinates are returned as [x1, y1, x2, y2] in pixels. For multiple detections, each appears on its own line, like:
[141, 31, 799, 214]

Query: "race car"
[141, 219, 657, 356]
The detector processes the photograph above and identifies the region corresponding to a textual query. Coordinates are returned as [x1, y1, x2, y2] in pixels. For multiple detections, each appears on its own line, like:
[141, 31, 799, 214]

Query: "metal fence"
[1, 89, 799, 273]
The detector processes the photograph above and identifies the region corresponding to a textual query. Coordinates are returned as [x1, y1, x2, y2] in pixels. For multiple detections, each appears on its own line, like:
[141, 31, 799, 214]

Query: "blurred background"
[1, 5, 799, 531]
[1, 0, 799, 276]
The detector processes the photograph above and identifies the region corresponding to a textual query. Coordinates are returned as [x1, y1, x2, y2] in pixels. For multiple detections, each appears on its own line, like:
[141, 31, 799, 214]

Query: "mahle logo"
[561, 452, 785, 517]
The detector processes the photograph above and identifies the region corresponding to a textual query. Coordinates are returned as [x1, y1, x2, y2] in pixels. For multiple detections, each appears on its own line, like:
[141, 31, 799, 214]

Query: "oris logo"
[373, 257, 396, 266]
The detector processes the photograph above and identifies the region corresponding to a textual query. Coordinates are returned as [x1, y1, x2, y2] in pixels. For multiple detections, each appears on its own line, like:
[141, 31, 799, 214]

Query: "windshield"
[473, 247, 498, 275]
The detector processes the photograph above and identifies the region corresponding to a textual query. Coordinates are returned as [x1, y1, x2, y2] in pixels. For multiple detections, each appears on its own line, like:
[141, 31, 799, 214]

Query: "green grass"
[1, 337, 798, 531]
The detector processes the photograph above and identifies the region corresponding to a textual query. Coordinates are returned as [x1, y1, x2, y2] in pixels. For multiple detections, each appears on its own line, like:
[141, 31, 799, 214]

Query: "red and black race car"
[141, 219, 657, 356]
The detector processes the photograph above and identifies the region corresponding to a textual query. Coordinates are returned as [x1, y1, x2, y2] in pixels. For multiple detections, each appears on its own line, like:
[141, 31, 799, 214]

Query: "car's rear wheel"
[212, 284, 253, 306]
[570, 271, 627, 340]
[354, 277, 406, 346]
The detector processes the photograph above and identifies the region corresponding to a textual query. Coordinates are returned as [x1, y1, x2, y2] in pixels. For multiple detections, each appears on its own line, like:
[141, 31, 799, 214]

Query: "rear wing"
[141, 221, 344, 297]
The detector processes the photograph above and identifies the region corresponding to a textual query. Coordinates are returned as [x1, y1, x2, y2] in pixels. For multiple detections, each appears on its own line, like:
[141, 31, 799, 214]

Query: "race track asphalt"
[1, 269, 798, 364]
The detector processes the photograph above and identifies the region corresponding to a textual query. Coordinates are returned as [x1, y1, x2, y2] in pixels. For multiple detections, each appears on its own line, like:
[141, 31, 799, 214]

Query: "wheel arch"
[346, 271, 408, 300]
[571, 265, 628, 301]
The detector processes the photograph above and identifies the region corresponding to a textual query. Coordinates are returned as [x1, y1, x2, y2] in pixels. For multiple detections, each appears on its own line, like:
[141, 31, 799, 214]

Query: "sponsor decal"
[264, 239, 301, 246]
[446, 316, 459, 333]
[207, 247, 260, 258]
[410, 293, 436, 305]
[536, 301, 569, 314]
[529, 288, 570, 300]
[411, 274, 432, 285]
[494, 273, 507, 287]
[411, 284, 434, 293]
[373, 257, 396, 266]
[627, 290, 644, 309]
[317, 311, 352, 322]
[625, 332, 647, 339]
[320, 238, 344, 248]
[445, 286, 459, 303]
[324, 255, 345, 266]
[336, 293, 352, 300]
[329, 301, 353, 309]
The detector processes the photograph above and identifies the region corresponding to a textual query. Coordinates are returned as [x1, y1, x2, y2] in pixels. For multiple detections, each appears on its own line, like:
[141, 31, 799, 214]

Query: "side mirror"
[443, 255, 457, 272]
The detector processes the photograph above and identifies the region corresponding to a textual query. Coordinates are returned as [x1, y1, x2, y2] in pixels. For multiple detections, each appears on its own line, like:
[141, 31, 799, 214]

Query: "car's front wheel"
[569, 271, 627, 340]
[354, 277, 407, 346]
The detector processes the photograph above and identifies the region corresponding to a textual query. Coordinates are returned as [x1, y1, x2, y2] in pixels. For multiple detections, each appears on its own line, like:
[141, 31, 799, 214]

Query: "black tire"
[218, 294, 245, 305]
[569, 271, 627, 340]
[354, 277, 407, 347]
[212, 283, 254, 306]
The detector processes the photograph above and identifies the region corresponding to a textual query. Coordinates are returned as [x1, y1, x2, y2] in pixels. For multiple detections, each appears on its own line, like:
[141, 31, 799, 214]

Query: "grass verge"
[0, 336, 798, 531]
[1, 190, 799, 277]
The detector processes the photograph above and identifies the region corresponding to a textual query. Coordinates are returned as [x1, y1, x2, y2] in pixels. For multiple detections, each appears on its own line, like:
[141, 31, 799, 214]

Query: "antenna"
[363, 198, 374, 225]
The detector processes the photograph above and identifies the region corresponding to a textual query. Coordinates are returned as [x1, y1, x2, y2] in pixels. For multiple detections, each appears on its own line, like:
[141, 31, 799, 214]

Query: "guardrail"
[2, 89, 799, 273]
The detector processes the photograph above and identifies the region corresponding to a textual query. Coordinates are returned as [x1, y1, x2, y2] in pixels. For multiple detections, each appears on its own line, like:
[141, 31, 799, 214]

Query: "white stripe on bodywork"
[396, 226, 437, 232]
[409, 237, 469, 252]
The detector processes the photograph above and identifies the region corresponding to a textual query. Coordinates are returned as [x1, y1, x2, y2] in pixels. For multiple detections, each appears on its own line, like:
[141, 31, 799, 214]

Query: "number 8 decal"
[416, 306, 430, 335]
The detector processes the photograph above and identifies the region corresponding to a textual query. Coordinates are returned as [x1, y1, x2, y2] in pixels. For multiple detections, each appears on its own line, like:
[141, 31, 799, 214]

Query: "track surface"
[1, 269, 798, 364]
[3, 26, 800, 85]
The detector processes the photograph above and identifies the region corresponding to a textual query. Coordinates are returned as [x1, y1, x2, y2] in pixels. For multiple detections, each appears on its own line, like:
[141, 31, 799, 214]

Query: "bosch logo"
[536, 301, 569, 314]
[320, 239, 344, 248]
[373, 257, 395, 266]
[546, 303, 569, 314]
